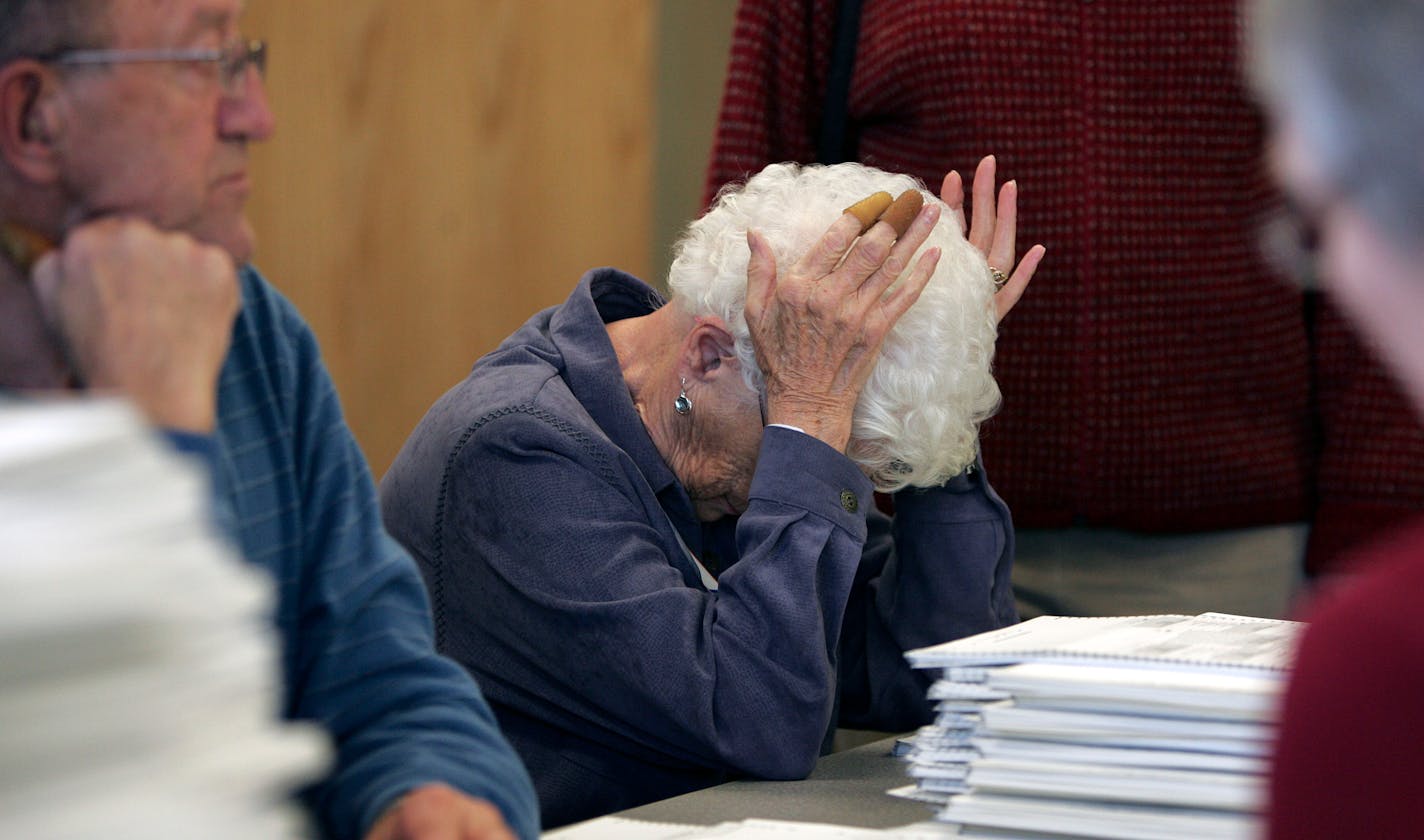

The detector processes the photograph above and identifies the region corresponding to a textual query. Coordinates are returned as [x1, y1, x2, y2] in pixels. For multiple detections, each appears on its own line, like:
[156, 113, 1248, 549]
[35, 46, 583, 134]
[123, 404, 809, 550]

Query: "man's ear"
[684, 317, 740, 384]
[0, 62, 63, 183]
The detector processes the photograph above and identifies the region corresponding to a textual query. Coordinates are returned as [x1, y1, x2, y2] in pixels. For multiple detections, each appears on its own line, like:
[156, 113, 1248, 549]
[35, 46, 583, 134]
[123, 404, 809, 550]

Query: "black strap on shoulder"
[816, 0, 864, 164]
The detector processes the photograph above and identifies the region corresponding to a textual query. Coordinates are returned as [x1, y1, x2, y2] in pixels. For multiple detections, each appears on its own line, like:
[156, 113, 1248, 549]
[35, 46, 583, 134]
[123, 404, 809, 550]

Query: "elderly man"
[0, 1, 536, 838]
[1248, 0, 1424, 837]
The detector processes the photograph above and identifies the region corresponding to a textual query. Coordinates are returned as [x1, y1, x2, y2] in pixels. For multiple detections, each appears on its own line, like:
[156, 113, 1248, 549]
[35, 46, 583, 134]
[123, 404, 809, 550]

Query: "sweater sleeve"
[838, 458, 1018, 731]
[434, 417, 872, 780]
[248, 291, 539, 840]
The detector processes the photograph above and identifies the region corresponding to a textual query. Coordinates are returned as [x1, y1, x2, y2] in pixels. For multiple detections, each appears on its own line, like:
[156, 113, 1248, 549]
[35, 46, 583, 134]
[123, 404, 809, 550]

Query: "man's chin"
[196, 218, 257, 265]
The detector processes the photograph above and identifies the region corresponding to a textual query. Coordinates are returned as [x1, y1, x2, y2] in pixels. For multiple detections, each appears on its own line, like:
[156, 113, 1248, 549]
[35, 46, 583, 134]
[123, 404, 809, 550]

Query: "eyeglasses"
[41, 39, 267, 95]
[1259, 196, 1324, 291]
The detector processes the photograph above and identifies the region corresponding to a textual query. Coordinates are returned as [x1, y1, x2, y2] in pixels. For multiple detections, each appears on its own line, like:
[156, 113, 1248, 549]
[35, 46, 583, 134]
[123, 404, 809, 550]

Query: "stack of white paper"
[0, 398, 328, 840]
[900, 613, 1302, 840]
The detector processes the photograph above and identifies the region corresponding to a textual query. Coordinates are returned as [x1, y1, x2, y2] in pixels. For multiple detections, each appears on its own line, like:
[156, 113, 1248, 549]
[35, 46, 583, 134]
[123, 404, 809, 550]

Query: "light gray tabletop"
[603, 735, 936, 829]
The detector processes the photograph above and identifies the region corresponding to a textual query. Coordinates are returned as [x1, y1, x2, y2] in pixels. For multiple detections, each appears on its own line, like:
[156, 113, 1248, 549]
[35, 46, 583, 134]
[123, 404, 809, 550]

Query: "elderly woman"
[1249, 1, 1424, 837]
[381, 161, 1043, 827]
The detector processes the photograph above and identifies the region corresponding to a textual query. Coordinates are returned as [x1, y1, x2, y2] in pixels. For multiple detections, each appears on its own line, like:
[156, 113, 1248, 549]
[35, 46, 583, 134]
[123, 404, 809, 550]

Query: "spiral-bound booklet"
[906, 612, 1300, 678]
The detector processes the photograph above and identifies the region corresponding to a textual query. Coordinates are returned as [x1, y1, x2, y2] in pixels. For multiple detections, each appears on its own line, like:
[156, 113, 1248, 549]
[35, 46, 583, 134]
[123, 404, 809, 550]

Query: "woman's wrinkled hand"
[940, 155, 1046, 322]
[743, 200, 942, 453]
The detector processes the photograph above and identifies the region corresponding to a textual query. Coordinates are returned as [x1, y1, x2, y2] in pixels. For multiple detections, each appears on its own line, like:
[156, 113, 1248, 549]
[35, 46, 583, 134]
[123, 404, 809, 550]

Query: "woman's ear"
[686, 318, 739, 383]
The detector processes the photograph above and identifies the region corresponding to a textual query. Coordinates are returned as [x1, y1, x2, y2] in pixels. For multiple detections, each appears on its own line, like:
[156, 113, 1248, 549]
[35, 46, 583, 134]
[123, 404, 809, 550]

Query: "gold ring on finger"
[989, 266, 1008, 290]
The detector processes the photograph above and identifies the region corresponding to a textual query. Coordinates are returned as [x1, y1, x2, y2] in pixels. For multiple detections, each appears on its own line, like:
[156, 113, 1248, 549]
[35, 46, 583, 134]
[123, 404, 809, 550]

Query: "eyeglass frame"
[35, 39, 267, 95]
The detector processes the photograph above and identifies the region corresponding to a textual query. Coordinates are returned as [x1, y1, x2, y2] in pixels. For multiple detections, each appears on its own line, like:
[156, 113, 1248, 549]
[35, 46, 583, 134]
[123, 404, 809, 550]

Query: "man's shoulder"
[229, 265, 316, 353]
[236, 264, 295, 315]
[1303, 517, 1424, 653]
[1333, 519, 1424, 600]
[217, 266, 326, 407]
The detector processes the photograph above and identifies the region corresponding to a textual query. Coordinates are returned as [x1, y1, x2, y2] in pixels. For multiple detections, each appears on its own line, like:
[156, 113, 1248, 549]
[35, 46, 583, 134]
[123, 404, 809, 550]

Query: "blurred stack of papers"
[900, 612, 1302, 840]
[0, 398, 328, 839]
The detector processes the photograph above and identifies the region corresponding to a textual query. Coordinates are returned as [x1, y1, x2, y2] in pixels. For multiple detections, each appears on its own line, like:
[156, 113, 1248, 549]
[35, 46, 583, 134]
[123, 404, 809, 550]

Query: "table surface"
[601, 735, 935, 829]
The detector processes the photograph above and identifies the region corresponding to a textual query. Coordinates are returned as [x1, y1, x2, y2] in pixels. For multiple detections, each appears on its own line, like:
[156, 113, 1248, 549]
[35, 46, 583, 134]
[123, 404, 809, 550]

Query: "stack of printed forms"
[900, 612, 1303, 840]
[0, 398, 328, 840]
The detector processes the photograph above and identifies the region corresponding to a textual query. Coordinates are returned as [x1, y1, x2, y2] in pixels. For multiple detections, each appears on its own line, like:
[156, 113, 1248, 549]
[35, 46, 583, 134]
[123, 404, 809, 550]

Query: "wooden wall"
[652, 1, 739, 283]
[241, 1, 658, 477]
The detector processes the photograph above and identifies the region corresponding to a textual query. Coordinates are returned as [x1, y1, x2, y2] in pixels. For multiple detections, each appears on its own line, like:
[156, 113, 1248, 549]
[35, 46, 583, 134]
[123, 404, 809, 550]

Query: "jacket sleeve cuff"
[750, 425, 874, 536]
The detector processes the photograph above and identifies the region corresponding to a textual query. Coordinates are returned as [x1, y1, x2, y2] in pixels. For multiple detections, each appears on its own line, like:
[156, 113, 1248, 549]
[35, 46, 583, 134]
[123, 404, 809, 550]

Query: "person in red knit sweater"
[1248, 0, 1424, 834]
[705, 0, 1424, 618]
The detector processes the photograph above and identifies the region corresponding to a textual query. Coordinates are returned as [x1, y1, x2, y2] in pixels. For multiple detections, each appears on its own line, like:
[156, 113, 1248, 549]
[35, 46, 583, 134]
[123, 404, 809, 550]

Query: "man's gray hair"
[0, 0, 107, 66]
[1249, 0, 1424, 246]
[668, 162, 1001, 492]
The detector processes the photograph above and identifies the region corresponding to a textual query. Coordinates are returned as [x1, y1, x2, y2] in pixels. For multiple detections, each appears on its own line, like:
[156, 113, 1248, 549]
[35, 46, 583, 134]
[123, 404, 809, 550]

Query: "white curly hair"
[667, 162, 1001, 492]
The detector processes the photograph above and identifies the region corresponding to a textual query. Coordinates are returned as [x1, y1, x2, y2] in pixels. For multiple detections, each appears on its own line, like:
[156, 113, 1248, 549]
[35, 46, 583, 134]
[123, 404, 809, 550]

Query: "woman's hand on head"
[940, 155, 1046, 322]
[743, 200, 941, 452]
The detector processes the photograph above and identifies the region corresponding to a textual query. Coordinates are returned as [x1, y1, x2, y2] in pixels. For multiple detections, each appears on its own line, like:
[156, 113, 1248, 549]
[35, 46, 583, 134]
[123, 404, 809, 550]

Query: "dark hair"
[0, 0, 108, 66]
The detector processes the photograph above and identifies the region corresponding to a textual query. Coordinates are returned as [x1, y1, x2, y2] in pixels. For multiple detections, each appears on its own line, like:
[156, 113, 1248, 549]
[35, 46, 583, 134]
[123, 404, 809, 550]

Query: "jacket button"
[840, 490, 859, 513]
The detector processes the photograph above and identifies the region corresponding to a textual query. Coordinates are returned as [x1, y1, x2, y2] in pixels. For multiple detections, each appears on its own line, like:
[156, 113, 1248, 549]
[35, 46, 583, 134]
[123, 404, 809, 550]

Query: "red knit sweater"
[705, 0, 1424, 571]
